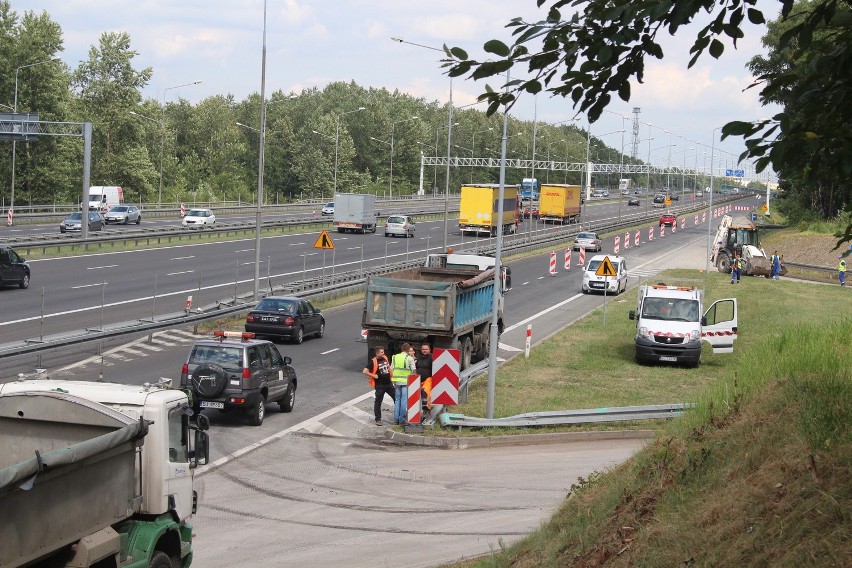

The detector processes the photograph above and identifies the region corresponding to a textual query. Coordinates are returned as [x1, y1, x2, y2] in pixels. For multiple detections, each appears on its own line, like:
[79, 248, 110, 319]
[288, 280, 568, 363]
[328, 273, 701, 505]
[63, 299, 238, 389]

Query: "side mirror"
[283, 356, 292, 365]
[701, 316, 707, 326]
[195, 413, 210, 431]
[314, 308, 321, 314]
[191, 430, 210, 467]
[628, 310, 636, 320]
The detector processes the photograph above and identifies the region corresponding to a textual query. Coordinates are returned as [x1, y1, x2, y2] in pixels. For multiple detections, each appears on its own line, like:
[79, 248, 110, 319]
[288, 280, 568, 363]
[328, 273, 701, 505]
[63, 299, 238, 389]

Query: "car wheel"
[279, 383, 296, 413]
[191, 364, 228, 398]
[123, 217, 129, 224]
[295, 327, 304, 344]
[19, 273, 29, 289]
[317, 320, 325, 338]
[136, 216, 141, 224]
[60, 227, 66, 233]
[247, 396, 265, 426]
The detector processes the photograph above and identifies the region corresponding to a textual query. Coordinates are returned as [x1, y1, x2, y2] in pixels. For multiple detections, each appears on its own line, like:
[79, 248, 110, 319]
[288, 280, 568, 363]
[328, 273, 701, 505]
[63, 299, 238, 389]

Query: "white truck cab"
[628, 284, 738, 367]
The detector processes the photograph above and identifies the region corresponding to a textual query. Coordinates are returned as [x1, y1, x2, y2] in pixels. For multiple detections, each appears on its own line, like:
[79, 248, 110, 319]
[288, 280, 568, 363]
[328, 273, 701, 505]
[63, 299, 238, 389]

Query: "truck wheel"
[248, 396, 266, 426]
[717, 253, 732, 274]
[460, 337, 473, 370]
[279, 382, 296, 412]
[148, 551, 173, 568]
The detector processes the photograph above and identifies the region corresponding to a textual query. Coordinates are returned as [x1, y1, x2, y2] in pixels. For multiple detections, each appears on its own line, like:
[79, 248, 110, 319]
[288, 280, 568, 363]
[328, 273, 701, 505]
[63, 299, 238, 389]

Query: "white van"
[87, 186, 124, 212]
[628, 284, 738, 367]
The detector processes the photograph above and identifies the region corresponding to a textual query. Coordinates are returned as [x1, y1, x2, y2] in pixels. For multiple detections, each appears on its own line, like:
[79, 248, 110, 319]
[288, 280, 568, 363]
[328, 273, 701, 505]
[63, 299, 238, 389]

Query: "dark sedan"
[245, 296, 325, 344]
[60, 211, 105, 233]
[0, 244, 30, 289]
[628, 197, 640, 206]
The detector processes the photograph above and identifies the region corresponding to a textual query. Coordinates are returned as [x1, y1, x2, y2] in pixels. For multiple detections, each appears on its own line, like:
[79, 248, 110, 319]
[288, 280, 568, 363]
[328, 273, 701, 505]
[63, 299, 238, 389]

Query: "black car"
[180, 331, 297, 426]
[628, 197, 640, 206]
[0, 244, 30, 289]
[245, 295, 324, 344]
[670, 193, 680, 201]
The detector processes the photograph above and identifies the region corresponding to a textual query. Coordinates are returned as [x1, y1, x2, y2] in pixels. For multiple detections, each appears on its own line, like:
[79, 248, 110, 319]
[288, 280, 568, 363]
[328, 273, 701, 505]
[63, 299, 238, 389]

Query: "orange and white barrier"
[6, 207, 11, 226]
[549, 251, 557, 276]
[579, 247, 586, 266]
[681, 218, 686, 230]
[407, 374, 421, 424]
[180, 203, 186, 217]
[525, 325, 532, 358]
[649, 226, 655, 241]
[661, 224, 666, 237]
[564, 249, 571, 270]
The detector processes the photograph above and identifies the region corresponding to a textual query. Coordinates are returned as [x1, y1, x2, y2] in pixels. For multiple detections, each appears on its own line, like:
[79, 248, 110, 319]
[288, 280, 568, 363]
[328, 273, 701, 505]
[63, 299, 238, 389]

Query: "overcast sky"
[13, 0, 781, 178]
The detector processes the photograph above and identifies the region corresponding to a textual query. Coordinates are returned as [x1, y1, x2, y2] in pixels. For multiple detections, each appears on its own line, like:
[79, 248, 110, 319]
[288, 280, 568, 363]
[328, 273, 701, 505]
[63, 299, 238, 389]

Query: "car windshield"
[66, 212, 82, 221]
[387, 216, 406, 224]
[110, 206, 128, 212]
[641, 298, 700, 322]
[187, 209, 206, 217]
[255, 298, 296, 314]
[189, 345, 243, 371]
[325, 203, 333, 207]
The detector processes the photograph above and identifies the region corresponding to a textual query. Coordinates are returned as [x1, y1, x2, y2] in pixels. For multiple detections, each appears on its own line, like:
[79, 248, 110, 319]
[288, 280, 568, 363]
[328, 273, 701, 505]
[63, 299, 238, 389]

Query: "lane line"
[320, 348, 340, 355]
[71, 282, 108, 289]
[87, 264, 119, 270]
[170, 256, 195, 261]
[166, 270, 195, 276]
[234, 248, 255, 253]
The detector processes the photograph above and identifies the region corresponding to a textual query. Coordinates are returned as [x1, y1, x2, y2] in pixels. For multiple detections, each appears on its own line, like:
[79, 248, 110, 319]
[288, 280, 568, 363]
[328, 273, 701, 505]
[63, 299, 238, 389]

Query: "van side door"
[702, 298, 738, 353]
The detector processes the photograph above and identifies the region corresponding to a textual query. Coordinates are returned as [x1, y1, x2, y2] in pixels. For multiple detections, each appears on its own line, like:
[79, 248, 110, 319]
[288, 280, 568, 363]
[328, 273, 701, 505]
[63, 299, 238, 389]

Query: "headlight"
[690, 330, 700, 341]
[638, 327, 651, 339]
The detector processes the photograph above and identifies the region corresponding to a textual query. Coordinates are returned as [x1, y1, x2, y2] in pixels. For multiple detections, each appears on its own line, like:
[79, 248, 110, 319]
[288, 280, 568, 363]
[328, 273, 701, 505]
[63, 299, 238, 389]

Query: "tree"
[445, 0, 851, 245]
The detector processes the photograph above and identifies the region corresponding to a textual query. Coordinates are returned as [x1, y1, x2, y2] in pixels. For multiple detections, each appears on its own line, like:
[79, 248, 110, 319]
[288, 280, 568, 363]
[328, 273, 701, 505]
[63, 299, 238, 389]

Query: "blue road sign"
[734, 169, 745, 177]
[725, 169, 733, 177]
[751, 213, 758, 222]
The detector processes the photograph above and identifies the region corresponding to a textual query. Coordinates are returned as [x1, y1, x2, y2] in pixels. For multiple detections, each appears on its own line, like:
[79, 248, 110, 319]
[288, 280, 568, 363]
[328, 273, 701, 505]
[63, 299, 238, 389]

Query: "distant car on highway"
[245, 295, 324, 344]
[591, 189, 606, 198]
[384, 215, 415, 238]
[659, 213, 677, 227]
[60, 211, 105, 233]
[628, 197, 640, 206]
[0, 244, 30, 289]
[669, 193, 680, 201]
[104, 205, 141, 225]
[573, 231, 602, 252]
[182, 208, 215, 226]
[696, 191, 704, 197]
[321, 202, 335, 216]
[522, 206, 539, 219]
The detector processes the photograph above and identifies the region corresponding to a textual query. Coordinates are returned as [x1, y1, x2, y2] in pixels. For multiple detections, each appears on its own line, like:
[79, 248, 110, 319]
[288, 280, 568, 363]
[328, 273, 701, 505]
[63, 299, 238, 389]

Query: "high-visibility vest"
[839, 260, 847, 273]
[391, 352, 410, 384]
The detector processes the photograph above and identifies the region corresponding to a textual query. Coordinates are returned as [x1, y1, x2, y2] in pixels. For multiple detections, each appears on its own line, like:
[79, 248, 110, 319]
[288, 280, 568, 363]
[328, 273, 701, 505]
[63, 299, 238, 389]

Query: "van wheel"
[279, 383, 296, 413]
[247, 396, 265, 426]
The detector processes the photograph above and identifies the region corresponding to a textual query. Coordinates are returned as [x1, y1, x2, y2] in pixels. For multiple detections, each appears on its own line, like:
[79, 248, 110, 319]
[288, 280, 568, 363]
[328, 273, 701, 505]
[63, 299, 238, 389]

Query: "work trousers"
[373, 383, 395, 421]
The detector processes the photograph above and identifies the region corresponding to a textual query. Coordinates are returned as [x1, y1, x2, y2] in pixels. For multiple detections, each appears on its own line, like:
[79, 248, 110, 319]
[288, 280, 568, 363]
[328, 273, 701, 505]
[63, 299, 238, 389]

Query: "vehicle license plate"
[659, 356, 677, 362]
[199, 401, 224, 409]
[591, 282, 604, 288]
[262, 317, 276, 322]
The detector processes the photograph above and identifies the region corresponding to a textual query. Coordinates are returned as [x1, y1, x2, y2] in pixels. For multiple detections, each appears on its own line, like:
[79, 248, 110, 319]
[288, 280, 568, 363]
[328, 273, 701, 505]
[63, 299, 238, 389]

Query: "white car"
[321, 202, 335, 216]
[182, 208, 216, 226]
[582, 254, 628, 295]
[384, 215, 415, 238]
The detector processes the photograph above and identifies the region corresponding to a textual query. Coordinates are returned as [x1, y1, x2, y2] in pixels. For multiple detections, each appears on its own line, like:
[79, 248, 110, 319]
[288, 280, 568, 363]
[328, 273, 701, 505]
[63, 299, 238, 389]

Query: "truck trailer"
[538, 184, 581, 224]
[458, 184, 519, 237]
[333, 193, 377, 233]
[361, 253, 507, 370]
[0, 378, 209, 568]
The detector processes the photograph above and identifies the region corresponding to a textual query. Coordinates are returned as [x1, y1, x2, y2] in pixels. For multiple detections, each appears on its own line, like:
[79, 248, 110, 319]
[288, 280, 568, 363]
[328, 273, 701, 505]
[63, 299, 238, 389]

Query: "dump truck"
[458, 184, 519, 237]
[333, 193, 377, 233]
[0, 378, 209, 568]
[538, 183, 581, 223]
[710, 214, 786, 276]
[361, 253, 508, 370]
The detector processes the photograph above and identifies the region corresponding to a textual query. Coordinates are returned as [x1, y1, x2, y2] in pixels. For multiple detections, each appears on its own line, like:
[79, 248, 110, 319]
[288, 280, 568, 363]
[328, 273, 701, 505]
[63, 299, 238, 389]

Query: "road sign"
[725, 169, 733, 177]
[665, 197, 671, 206]
[595, 255, 617, 277]
[751, 213, 758, 222]
[734, 169, 745, 177]
[761, 203, 768, 212]
[313, 230, 335, 250]
[431, 348, 460, 405]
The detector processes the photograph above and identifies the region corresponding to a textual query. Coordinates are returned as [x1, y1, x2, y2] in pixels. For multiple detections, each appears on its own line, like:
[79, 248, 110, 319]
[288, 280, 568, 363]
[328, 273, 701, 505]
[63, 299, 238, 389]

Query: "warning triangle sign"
[595, 255, 617, 277]
[313, 230, 335, 250]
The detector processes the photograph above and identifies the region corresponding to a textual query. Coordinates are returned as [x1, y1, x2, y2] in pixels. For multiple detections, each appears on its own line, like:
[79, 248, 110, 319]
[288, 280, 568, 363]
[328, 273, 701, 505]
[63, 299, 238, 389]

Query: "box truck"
[538, 183, 581, 223]
[458, 184, 519, 237]
[87, 186, 124, 212]
[333, 193, 377, 233]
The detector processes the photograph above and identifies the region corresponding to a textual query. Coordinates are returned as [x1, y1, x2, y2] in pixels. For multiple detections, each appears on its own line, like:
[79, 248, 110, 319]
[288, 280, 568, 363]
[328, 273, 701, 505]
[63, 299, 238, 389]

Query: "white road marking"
[289, 242, 306, 246]
[71, 283, 108, 289]
[86, 264, 118, 270]
[320, 348, 340, 355]
[522, 281, 530, 286]
[166, 270, 195, 276]
[170, 256, 195, 261]
[234, 248, 255, 253]
[498, 343, 522, 352]
[537, 276, 545, 280]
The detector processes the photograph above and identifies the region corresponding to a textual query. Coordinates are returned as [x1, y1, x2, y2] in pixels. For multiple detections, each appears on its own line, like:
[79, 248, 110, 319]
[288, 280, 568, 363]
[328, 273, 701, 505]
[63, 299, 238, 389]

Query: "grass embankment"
[449, 270, 851, 567]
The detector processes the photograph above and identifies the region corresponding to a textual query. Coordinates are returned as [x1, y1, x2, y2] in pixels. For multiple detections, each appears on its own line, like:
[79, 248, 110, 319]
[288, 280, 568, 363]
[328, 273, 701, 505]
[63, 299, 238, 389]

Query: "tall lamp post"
[705, 127, 723, 277]
[391, 36, 453, 249]
[333, 107, 365, 196]
[469, 127, 493, 183]
[10, 57, 60, 224]
[369, 136, 392, 197]
[159, 80, 202, 207]
[387, 115, 419, 198]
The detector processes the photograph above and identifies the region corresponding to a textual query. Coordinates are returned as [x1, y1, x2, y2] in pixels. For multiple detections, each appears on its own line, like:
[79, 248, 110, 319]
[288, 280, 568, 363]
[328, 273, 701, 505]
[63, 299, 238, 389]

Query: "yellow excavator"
[710, 214, 786, 277]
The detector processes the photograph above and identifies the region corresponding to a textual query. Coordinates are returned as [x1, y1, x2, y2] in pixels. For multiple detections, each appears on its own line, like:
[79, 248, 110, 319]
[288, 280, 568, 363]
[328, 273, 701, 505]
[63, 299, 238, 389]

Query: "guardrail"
[437, 403, 693, 428]
[1, 195, 743, 360]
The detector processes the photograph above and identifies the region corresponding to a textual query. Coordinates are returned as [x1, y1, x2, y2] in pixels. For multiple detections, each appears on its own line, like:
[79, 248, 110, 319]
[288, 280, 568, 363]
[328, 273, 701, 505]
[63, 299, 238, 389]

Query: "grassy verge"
[444, 270, 851, 566]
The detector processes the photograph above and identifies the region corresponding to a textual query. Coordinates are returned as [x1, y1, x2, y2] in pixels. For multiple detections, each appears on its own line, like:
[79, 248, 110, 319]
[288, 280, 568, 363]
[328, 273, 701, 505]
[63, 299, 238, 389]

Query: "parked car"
[660, 213, 677, 227]
[104, 205, 141, 225]
[182, 208, 215, 226]
[628, 197, 640, 206]
[180, 331, 297, 426]
[0, 244, 30, 289]
[572, 231, 602, 252]
[385, 215, 415, 238]
[321, 202, 335, 216]
[245, 295, 324, 344]
[60, 211, 105, 233]
[582, 254, 628, 295]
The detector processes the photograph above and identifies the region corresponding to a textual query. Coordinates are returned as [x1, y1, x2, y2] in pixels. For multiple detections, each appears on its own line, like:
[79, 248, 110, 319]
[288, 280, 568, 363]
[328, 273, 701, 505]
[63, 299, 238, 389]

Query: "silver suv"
[180, 331, 297, 426]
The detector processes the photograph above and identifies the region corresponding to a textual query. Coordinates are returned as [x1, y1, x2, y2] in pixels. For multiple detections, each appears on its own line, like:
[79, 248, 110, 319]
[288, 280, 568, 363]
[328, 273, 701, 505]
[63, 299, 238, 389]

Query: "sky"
[13, 0, 781, 180]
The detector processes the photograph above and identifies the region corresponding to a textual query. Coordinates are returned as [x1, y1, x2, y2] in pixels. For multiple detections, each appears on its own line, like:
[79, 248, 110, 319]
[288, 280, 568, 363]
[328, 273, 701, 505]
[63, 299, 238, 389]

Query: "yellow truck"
[458, 184, 519, 236]
[539, 183, 581, 223]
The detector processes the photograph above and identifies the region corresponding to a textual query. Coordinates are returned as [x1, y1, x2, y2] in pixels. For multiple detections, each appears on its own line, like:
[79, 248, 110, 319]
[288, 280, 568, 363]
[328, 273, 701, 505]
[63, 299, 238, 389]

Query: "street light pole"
[10, 57, 59, 225]
[334, 107, 365, 196]
[388, 115, 419, 198]
[705, 126, 723, 277]
[470, 127, 493, 183]
[159, 80, 202, 208]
